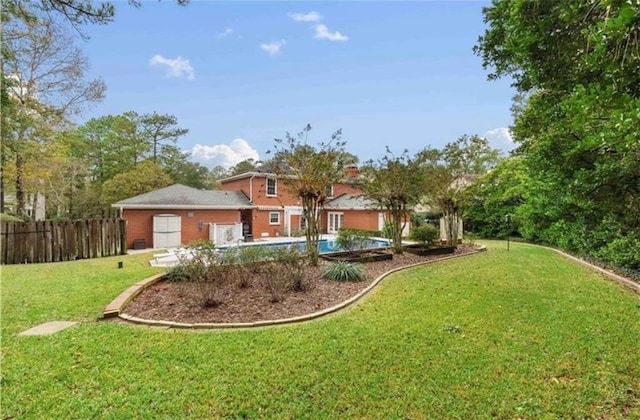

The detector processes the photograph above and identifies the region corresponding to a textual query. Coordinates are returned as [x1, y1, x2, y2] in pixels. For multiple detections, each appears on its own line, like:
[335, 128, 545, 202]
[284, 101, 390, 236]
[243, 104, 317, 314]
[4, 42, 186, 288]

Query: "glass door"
[328, 212, 344, 234]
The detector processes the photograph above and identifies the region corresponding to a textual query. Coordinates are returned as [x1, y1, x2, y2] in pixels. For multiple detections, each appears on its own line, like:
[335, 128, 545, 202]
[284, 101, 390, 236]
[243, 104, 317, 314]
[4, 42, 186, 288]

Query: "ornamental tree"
[360, 148, 424, 254]
[269, 124, 351, 266]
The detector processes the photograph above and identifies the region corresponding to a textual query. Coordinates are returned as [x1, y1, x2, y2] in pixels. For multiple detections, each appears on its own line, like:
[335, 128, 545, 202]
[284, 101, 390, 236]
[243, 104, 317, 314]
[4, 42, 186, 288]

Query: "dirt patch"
[123, 246, 478, 324]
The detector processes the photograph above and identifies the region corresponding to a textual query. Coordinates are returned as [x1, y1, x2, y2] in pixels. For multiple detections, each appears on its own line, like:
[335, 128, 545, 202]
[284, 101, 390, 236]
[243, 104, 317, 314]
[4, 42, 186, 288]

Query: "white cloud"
[313, 24, 349, 42]
[149, 54, 195, 80]
[288, 11, 322, 22]
[217, 28, 233, 38]
[191, 139, 260, 168]
[483, 127, 515, 151]
[260, 40, 286, 57]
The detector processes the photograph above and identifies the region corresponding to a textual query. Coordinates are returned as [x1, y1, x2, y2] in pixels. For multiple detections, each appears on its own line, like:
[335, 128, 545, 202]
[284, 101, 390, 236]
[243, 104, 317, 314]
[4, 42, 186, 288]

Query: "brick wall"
[123, 208, 241, 248]
[320, 210, 383, 233]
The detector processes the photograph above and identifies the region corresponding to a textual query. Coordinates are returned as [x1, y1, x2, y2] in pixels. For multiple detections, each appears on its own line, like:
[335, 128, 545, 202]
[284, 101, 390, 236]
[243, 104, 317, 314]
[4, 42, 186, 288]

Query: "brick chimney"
[345, 165, 359, 178]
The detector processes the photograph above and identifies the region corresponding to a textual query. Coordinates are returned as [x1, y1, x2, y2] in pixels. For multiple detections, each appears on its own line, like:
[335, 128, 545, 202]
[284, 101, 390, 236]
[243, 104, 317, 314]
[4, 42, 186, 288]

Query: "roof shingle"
[113, 184, 252, 208]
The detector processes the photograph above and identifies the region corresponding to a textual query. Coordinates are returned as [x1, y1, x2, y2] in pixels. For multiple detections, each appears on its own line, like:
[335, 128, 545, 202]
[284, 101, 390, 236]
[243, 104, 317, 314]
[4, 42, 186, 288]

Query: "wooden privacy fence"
[0, 218, 127, 264]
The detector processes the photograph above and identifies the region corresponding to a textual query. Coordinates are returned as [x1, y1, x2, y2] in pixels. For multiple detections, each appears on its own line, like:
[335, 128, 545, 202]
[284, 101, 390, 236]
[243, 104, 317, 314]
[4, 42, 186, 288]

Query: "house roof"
[324, 194, 376, 210]
[219, 164, 362, 184]
[112, 184, 253, 209]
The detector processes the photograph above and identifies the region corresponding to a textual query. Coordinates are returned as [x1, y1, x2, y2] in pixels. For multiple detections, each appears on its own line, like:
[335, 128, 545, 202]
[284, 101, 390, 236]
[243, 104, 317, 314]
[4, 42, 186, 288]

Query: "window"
[269, 212, 280, 225]
[266, 178, 277, 196]
[325, 185, 334, 198]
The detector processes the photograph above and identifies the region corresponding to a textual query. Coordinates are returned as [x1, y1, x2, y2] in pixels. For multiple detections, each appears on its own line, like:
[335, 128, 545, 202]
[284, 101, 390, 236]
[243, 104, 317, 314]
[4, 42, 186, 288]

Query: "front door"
[328, 212, 344, 234]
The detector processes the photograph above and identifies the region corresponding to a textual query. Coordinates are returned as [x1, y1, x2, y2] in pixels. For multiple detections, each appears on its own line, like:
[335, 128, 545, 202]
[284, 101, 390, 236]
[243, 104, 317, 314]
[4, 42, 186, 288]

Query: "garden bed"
[403, 244, 456, 256]
[122, 245, 478, 324]
[320, 248, 393, 263]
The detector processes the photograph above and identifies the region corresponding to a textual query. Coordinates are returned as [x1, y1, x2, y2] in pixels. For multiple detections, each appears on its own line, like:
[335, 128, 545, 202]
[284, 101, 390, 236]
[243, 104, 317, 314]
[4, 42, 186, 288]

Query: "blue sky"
[81, 1, 515, 168]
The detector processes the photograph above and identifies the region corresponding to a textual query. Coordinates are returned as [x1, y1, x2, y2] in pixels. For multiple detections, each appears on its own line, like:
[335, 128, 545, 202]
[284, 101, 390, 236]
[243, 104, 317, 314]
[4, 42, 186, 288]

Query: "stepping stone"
[18, 321, 78, 336]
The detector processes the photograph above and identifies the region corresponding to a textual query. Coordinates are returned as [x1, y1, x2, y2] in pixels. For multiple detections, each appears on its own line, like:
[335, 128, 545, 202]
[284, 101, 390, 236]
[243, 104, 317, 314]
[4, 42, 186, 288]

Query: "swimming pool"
[222, 238, 390, 254]
[150, 238, 391, 267]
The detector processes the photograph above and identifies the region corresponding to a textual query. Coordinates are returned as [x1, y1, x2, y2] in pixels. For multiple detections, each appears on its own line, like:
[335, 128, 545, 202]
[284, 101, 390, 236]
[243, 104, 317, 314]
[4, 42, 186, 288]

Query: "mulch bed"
[123, 246, 478, 324]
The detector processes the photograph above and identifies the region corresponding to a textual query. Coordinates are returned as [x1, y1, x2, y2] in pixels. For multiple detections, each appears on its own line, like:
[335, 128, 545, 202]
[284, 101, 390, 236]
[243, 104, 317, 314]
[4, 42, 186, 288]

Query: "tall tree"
[269, 124, 349, 266]
[160, 145, 211, 189]
[2, 13, 105, 218]
[228, 159, 258, 176]
[139, 112, 189, 162]
[3, 0, 189, 27]
[360, 148, 424, 254]
[475, 0, 640, 267]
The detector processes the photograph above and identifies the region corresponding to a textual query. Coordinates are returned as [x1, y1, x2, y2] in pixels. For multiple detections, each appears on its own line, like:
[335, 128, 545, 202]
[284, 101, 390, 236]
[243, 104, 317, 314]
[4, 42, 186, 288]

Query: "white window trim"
[266, 178, 277, 197]
[269, 211, 281, 225]
[328, 211, 344, 234]
[325, 185, 334, 198]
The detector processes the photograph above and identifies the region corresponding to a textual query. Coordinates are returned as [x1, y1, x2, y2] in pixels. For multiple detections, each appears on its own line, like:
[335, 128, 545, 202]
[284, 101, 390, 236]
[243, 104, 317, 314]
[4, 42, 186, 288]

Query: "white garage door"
[153, 214, 182, 248]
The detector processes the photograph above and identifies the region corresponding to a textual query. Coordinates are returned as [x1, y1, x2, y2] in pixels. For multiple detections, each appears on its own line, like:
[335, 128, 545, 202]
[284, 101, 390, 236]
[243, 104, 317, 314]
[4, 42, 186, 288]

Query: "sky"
[80, 1, 516, 169]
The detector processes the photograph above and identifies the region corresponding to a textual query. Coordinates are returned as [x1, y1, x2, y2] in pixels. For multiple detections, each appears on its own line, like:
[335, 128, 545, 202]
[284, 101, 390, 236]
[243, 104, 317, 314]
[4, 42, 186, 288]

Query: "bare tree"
[2, 14, 105, 218]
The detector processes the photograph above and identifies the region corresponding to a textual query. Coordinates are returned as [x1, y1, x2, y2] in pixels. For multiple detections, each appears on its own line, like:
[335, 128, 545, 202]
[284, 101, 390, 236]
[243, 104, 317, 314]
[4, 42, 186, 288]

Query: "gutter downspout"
[249, 173, 256, 202]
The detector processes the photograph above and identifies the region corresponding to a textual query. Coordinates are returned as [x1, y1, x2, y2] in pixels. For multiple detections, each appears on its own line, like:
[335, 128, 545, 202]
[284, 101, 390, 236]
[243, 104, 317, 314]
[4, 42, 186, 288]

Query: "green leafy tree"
[160, 145, 211, 189]
[463, 156, 529, 238]
[75, 113, 147, 183]
[420, 135, 501, 247]
[100, 161, 173, 206]
[360, 148, 424, 254]
[269, 124, 349, 266]
[475, 0, 640, 267]
[228, 158, 258, 176]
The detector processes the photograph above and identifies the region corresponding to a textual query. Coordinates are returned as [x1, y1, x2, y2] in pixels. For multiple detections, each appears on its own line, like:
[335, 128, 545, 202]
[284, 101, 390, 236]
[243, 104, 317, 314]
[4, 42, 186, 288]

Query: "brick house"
[217, 166, 389, 238]
[114, 166, 406, 249]
[112, 184, 253, 249]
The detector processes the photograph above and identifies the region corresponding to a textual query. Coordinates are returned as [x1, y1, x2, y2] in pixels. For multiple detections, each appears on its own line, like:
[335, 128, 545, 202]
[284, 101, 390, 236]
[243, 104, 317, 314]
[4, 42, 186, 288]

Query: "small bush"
[165, 262, 204, 283]
[410, 224, 439, 244]
[259, 246, 307, 301]
[336, 228, 373, 252]
[322, 261, 366, 282]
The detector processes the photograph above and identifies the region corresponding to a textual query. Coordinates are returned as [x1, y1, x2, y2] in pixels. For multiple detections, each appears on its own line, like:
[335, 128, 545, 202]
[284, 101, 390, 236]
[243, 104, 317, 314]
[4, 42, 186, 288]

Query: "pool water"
[316, 238, 389, 253]
[221, 238, 390, 254]
[151, 238, 391, 267]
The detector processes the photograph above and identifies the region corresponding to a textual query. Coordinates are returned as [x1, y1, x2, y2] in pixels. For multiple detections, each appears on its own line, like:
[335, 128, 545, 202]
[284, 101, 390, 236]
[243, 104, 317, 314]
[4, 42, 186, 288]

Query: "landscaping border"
[104, 245, 487, 330]
[546, 246, 640, 294]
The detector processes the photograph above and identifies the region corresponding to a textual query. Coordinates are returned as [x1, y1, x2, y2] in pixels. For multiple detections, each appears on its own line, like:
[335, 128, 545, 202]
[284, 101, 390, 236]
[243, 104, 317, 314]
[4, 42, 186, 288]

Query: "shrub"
[410, 224, 439, 244]
[337, 228, 373, 252]
[273, 246, 307, 291]
[596, 235, 640, 269]
[322, 261, 366, 282]
[186, 238, 215, 250]
[165, 262, 204, 283]
[259, 246, 307, 301]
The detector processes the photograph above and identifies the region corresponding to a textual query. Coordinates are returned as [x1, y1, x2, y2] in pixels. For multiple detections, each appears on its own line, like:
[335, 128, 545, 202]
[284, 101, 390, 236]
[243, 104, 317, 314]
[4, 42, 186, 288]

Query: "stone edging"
[104, 245, 487, 330]
[542, 246, 640, 294]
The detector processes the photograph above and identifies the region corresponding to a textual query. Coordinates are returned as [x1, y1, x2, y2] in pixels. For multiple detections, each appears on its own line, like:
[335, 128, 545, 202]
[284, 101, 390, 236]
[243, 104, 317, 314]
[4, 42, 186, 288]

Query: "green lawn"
[2, 242, 639, 418]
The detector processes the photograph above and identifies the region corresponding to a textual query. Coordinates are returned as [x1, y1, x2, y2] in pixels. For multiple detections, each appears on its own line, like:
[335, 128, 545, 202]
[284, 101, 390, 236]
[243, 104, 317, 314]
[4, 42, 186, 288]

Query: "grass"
[1, 241, 639, 418]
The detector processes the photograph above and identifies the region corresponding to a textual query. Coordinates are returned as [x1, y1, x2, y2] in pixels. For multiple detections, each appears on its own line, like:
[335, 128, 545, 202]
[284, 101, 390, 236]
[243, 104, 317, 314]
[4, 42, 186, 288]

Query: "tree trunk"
[303, 195, 320, 266]
[0, 159, 5, 214]
[15, 153, 26, 219]
[391, 207, 404, 254]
